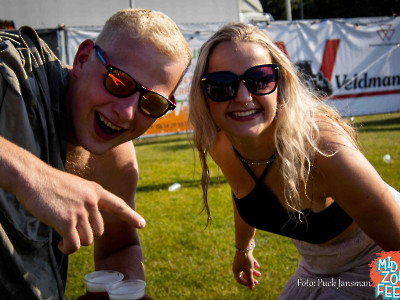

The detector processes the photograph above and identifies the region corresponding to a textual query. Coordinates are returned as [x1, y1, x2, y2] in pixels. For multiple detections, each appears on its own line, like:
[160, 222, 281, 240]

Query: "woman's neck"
[227, 129, 276, 163]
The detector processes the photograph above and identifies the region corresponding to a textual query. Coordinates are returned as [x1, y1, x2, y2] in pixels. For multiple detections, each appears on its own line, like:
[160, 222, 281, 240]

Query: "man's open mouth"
[95, 112, 124, 136]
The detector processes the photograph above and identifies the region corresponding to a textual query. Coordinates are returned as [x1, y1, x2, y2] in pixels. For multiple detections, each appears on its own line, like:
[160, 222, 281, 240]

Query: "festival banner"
[64, 17, 400, 137]
[258, 16, 400, 117]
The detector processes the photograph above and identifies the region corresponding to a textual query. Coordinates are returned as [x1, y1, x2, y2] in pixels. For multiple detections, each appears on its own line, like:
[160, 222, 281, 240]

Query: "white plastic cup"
[107, 279, 146, 300]
[84, 270, 124, 294]
[383, 154, 391, 163]
[168, 182, 181, 192]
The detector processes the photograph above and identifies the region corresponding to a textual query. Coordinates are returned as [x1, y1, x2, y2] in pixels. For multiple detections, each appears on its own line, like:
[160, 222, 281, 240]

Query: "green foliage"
[66, 112, 400, 299]
[348, 113, 400, 190]
[260, 0, 400, 20]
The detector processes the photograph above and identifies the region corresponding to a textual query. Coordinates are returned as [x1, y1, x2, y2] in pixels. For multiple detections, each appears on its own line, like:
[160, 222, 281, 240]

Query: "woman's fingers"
[253, 269, 262, 277]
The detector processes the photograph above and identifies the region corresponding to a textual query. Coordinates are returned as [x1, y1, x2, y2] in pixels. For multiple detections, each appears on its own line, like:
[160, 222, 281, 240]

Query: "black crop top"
[233, 151, 353, 244]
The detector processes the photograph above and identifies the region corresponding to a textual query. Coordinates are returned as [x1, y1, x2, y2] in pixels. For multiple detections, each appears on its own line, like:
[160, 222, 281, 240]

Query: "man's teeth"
[231, 109, 257, 117]
[98, 114, 122, 131]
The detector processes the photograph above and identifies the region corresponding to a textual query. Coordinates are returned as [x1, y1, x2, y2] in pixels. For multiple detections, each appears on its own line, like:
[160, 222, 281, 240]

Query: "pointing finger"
[98, 190, 146, 228]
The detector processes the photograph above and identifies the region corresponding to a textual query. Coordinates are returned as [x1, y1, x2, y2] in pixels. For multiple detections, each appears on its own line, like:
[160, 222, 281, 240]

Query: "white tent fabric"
[63, 16, 400, 136]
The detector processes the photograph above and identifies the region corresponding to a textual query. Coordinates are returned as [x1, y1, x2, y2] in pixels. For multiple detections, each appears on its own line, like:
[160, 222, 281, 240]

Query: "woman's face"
[204, 41, 278, 141]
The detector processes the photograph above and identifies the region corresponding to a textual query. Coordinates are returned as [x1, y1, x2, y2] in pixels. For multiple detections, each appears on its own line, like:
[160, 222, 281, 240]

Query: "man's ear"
[71, 39, 95, 77]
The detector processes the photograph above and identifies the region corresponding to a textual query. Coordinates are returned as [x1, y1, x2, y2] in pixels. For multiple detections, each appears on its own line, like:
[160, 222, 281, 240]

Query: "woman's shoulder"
[315, 116, 358, 155]
[208, 131, 232, 164]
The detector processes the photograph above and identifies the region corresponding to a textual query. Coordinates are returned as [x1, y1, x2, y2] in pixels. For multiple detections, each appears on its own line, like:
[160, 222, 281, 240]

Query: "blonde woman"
[189, 23, 400, 299]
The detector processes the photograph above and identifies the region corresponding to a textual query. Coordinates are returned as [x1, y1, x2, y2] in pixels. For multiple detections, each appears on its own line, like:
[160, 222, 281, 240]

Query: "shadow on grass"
[136, 176, 227, 193]
[134, 134, 192, 147]
[159, 143, 194, 152]
[134, 134, 195, 152]
[352, 117, 400, 132]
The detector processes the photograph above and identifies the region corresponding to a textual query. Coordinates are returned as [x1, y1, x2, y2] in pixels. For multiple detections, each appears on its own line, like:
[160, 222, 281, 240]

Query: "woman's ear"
[71, 39, 94, 77]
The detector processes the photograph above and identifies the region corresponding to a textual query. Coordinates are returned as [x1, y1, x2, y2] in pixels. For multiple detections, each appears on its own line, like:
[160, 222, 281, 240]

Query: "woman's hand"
[232, 251, 261, 289]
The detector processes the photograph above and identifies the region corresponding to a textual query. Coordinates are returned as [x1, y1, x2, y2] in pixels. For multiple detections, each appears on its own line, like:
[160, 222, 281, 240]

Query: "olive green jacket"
[0, 26, 69, 300]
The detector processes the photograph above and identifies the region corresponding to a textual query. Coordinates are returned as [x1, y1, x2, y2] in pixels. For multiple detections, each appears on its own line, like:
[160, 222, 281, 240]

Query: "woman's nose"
[233, 80, 252, 104]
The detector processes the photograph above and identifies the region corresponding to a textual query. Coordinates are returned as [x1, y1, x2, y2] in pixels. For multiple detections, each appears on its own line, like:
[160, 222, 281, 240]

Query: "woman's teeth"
[231, 109, 257, 117]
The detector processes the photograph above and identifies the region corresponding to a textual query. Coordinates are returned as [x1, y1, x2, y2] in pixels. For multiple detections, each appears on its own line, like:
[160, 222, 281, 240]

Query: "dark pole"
[300, 0, 304, 19]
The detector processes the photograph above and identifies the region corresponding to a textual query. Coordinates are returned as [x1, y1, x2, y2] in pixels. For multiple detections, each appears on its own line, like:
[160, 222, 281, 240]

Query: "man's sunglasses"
[201, 64, 279, 102]
[94, 45, 176, 118]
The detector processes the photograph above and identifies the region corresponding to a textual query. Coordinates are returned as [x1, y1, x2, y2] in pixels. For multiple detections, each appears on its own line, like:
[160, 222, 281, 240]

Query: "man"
[0, 8, 191, 299]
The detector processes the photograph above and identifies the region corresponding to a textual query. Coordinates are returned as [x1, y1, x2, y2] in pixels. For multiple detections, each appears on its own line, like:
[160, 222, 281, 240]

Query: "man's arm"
[0, 136, 146, 254]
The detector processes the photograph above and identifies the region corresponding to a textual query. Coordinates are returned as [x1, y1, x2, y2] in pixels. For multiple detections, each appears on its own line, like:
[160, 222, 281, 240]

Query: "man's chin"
[70, 138, 115, 155]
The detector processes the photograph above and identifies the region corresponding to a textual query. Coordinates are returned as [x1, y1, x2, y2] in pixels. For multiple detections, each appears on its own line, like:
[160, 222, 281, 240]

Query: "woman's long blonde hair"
[188, 23, 357, 222]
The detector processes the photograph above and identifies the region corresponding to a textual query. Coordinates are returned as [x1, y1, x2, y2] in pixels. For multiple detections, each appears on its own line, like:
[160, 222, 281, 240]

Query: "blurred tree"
[259, 0, 400, 20]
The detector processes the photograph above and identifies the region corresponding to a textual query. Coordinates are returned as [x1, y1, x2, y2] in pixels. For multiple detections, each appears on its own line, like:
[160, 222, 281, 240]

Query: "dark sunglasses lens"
[245, 66, 277, 95]
[202, 72, 237, 102]
[140, 92, 170, 118]
[105, 70, 137, 97]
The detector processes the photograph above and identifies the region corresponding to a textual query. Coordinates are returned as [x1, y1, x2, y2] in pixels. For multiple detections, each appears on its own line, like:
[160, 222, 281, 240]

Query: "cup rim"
[107, 279, 146, 297]
[84, 270, 124, 292]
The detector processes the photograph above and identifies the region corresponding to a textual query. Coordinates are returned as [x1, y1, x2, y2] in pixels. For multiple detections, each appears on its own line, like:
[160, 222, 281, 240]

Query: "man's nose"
[111, 92, 140, 121]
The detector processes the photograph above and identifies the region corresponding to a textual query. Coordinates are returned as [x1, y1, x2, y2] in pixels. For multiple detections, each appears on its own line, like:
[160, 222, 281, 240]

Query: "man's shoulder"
[1, 26, 62, 66]
[0, 26, 37, 49]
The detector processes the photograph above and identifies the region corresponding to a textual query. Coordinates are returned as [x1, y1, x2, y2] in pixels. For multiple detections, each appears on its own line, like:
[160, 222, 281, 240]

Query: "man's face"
[66, 33, 185, 154]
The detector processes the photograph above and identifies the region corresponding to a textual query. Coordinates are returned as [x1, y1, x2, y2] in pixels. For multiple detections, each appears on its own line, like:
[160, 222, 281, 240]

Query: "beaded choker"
[233, 146, 277, 166]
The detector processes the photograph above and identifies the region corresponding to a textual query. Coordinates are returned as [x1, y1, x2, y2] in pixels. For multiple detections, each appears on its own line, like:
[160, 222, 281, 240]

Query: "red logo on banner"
[320, 39, 340, 81]
[276, 39, 340, 96]
[377, 24, 395, 41]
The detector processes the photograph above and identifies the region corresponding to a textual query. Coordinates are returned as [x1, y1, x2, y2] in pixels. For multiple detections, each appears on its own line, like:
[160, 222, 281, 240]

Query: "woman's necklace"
[232, 146, 277, 166]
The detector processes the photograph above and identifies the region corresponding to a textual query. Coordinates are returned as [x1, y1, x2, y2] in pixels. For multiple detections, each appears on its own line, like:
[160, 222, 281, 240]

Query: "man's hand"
[0, 136, 145, 254]
[16, 164, 146, 254]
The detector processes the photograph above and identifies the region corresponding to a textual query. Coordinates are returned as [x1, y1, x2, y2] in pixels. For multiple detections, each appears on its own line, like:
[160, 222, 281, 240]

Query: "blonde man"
[0, 9, 190, 299]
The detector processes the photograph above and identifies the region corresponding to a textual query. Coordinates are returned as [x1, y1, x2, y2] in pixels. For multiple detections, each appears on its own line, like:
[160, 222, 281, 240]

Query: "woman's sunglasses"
[94, 45, 176, 118]
[201, 64, 279, 102]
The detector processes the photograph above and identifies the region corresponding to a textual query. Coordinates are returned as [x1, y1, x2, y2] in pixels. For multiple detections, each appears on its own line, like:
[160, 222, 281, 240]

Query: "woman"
[188, 23, 400, 299]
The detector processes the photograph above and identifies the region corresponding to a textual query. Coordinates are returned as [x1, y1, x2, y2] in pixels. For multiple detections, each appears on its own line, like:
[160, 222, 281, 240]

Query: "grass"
[65, 112, 400, 299]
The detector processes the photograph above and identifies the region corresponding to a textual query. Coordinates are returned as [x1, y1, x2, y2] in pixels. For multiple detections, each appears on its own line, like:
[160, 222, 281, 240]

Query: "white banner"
[258, 17, 400, 117]
[65, 26, 102, 65]
[63, 17, 400, 136]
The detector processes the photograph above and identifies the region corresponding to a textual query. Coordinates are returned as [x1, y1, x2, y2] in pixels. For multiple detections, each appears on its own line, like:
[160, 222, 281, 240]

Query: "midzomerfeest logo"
[370, 251, 400, 299]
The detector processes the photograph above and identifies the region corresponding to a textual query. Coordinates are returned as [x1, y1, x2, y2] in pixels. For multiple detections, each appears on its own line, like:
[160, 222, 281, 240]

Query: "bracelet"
[235, 239, 255, 253]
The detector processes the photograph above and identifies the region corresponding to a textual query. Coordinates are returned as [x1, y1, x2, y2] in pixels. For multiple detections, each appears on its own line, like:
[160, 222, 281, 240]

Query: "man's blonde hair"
[96, 8, 191, 67]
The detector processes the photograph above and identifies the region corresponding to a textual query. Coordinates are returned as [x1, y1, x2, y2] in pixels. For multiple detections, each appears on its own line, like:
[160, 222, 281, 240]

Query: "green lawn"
[66, 112, 400, 299]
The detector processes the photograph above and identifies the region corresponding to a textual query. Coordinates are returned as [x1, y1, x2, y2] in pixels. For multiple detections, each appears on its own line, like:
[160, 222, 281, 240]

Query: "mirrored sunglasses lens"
[203, 73, 237, 101]
[140, 93, 170, 117]
[105, 70, 137, 97]
[246, 66, 277, 94]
